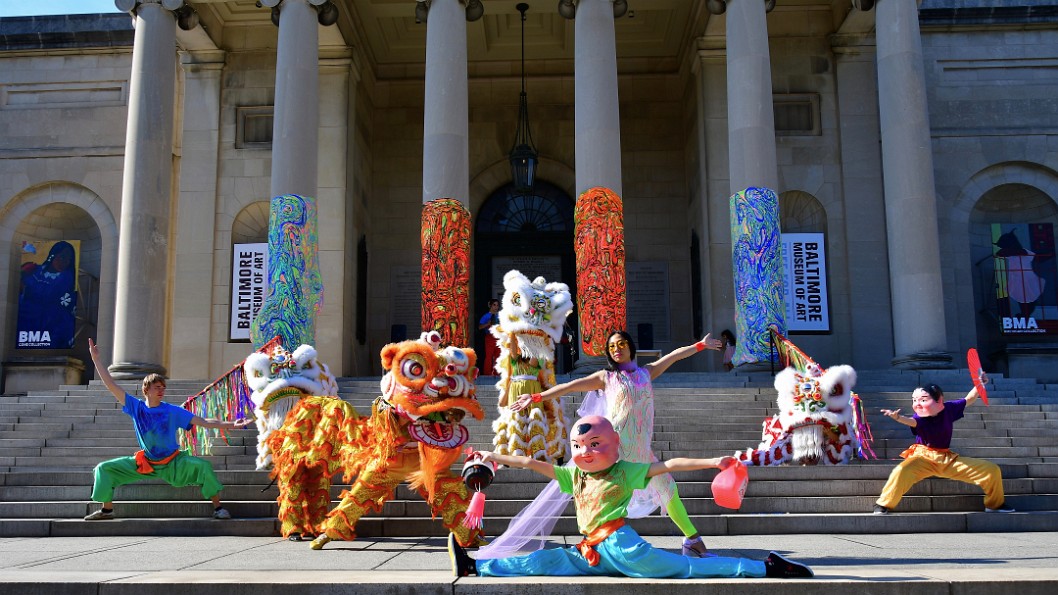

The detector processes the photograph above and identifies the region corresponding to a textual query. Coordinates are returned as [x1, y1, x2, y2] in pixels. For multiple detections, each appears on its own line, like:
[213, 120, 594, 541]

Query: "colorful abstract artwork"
[574, 186, 626, 356]
[250, 194, 323, 351]
[730, 187, 786, 365]
[422, 198, 471, 347]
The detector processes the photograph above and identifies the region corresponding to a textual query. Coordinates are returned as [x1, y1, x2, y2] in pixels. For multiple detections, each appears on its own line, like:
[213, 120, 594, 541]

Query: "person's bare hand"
[88, 338, 101, 361]
[233, 418, 255, 428]
[700, 333, 722, 350]
[510, 394, 533, 412]
[881, 408, 901, 420]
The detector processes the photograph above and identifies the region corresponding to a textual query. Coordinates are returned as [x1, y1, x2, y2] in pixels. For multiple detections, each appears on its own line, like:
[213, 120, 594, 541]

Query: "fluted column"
[422, 0, 469, 205]
[724, 0, 778, 193]
[574, 0, 622, 196]
[875, 0, 950, 367]
[270, 0, 319, 199]
[111, 0, 179, 378]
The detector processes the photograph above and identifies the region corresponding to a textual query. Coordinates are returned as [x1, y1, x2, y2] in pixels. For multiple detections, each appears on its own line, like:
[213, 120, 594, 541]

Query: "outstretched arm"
[191, 416, 255, 431]
[478, 451, 556, 480]
[509, 370, 607, 411]
[88, 338, 126, 405]
[964, 373, 987, 407]
[648, 455, 734, 478]
[644, 333, 722, 380]
[880, 408, 918, 428]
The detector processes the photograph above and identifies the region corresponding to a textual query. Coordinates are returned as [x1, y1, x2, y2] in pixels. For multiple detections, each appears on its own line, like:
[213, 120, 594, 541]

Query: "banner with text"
[230, 243, 268, 341]
[781, 233, 829, 332]
[17, 239, 81, 349]
[992, 223, 1058, 335]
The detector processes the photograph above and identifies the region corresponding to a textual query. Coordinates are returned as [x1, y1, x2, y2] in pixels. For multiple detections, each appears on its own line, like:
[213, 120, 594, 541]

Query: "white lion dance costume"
[736, 361, 872, 466]
[491, 270, 574, 463]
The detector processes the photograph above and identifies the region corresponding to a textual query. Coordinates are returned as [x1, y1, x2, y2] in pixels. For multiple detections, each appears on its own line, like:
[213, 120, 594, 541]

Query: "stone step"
[5, 508, 1057, 539]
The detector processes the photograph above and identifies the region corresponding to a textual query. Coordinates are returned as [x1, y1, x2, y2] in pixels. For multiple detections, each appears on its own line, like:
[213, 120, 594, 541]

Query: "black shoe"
[873, 504, 890, 515]
[448, 533, 477, 577]
[764, 551, 814, 578]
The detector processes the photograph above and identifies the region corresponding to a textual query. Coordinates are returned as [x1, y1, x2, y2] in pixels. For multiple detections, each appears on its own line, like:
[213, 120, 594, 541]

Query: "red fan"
[967, 348, 989, 406]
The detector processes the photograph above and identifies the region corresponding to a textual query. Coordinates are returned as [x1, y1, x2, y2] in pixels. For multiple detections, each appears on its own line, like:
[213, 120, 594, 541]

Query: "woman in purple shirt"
[873, 381, 1013, 514]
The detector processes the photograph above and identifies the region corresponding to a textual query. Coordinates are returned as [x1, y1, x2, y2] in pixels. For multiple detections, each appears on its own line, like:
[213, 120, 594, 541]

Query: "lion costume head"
[490, 270, 573, 362]
[378, 331, 484, 449]
[773, 364, 858, 465]
[244, 344, 338, 469]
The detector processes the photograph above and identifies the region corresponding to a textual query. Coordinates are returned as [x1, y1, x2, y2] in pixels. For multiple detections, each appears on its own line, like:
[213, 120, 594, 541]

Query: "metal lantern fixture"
[509, 3, 538, 195]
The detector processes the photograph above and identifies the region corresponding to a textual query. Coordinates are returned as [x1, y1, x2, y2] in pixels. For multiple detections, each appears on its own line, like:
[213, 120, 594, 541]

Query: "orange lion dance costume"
[247, 332, 486, 549]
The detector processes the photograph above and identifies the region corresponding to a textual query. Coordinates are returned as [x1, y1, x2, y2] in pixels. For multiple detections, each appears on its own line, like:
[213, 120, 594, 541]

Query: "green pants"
[91, 453, 224, 503]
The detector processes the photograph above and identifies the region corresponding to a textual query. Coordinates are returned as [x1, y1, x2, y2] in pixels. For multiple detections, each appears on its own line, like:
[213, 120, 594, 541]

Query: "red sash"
[899, 443, 952, 459]
[134, 449, 180, 474]
[575, 518, 625, 566]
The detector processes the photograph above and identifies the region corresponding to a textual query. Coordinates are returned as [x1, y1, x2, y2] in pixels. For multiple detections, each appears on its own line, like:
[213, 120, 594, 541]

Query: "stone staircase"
[2, 368, 1058, 538]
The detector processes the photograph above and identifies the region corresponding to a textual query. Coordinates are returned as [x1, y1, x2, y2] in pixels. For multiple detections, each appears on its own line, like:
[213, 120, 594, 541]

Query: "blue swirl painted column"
[730, 187, 785, 366]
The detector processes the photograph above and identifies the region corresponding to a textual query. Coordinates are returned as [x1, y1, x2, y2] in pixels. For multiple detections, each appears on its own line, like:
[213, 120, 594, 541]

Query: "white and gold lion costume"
[245, 333, 486, 547]
[490, 270, 574, 463]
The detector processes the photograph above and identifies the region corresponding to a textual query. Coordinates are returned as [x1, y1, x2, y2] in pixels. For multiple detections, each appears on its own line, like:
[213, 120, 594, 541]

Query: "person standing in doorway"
[478, 298, 501, 376]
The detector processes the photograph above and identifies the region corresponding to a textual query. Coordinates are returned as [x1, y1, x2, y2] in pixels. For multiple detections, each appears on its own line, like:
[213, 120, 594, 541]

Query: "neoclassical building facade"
[1, 0, 1057, 385]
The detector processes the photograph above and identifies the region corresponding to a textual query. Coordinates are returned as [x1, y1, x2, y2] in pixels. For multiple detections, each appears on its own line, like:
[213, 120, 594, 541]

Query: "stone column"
[574, 0, 622, 196]
[270, 0, 319, 200]
[875, 0, 950, 367]
[422, 0, 469, 206]
[832, 35, 896, 368]
[171, 49, 225, 379]
[693, 45, 731, 355]
[724, 0, 778, 193]
[111, 0, 179, 378]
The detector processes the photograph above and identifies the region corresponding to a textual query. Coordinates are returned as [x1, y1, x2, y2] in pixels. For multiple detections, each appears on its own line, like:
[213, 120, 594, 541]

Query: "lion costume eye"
[401, 355, 427, 379]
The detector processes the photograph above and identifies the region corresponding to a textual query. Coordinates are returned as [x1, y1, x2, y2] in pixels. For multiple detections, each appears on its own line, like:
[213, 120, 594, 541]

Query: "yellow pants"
[319, 447, 485, 547]
[876, 446, 1005, 510]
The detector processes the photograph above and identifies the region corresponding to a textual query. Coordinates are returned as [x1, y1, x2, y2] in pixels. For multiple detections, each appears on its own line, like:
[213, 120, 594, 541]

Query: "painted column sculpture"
[251, 194, 323, 350]
[571, 0, 626, 356]
[421, 0, 475, 346]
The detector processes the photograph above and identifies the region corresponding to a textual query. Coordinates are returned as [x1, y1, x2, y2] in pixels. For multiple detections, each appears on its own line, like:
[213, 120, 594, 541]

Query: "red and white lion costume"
[736, 363, 861, 466]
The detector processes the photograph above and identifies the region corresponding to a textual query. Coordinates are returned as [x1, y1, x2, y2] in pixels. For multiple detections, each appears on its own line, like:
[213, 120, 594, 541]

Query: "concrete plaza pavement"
[1, 530, 1057, 595]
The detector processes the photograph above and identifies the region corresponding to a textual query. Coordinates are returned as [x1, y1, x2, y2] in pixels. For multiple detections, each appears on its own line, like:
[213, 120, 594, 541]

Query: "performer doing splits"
[448, 415, 813, 579]
[503, 330, 722, 557]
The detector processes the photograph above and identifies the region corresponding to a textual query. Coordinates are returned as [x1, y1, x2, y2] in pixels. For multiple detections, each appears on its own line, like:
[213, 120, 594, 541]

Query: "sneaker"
[310, 534, 332, 550]
[83, 509, 114, 521]
[985, 503, 1015, 513]
[872, 504, 890, 515]
[681, 536, 708, 558]
[212, 507, 232, 520]
[447, 533, 477, 577]
[764, 551, 814, 578]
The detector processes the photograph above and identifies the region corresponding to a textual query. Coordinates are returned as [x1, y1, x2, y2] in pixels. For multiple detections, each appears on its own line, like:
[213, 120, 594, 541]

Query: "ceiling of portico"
[185, 0, 872, 80]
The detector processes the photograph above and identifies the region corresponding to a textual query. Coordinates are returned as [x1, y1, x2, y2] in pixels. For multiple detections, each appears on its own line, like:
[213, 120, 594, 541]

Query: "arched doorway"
[474, 181, 577, 371]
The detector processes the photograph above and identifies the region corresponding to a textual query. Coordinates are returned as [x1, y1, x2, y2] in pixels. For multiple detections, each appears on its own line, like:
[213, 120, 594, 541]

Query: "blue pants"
[477, 526, 766, 578]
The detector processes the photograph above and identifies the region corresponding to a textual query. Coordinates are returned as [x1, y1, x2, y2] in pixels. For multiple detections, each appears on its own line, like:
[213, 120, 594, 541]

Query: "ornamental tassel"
[851, 392, 877, 460]
[460, 449, 496, 530]
[462, 491, 487, 530]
